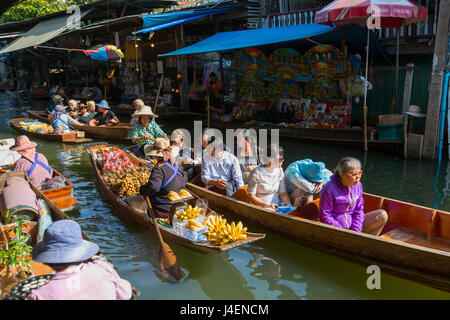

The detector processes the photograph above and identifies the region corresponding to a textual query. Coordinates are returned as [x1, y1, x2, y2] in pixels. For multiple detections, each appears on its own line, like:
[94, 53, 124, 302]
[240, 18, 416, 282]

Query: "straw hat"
[143, 138, 170, 157]
[131, 105, 158, 118]
[405, 105, 426, 118]
[10, 135, 37, 152]
[32, 220, 99, 264]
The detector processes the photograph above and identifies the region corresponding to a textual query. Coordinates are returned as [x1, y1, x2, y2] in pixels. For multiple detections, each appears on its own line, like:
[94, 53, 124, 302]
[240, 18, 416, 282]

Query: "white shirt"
[247, 166, 287, 205]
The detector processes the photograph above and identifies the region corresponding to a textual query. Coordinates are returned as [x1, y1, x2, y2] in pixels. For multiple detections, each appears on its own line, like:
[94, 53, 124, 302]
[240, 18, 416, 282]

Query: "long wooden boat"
[0, 171, 106, 299]
[186, 178, 450, 292]
[85, 143, 265, 254]
[27, 110, 132, 142]
[9, 118, 92, 144]
[206, 120, 404, 151]
[41, 168, 79, 212]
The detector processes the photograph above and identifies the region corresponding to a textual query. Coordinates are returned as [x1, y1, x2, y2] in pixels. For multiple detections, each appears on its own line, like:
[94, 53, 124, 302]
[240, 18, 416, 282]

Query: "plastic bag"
[41, 176, 66, 190]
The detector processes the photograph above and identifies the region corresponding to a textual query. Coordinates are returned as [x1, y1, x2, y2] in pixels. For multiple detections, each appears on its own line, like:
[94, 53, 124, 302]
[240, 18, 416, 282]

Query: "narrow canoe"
[186, 178, 450, 292]
[9, 118, 92, 144]
[85, 143, 265, 254]
[26, 110, 132, 142]
[41, 168, 79, 212]
[0, 171, 106, 299]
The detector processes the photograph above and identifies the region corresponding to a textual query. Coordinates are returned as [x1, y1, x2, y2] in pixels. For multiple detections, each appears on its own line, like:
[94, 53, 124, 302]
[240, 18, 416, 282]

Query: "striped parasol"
[83, 44, 124, 61]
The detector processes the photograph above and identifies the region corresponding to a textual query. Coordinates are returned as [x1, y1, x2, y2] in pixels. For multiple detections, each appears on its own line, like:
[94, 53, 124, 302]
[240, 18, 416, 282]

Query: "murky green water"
[1, 92, 449, 299]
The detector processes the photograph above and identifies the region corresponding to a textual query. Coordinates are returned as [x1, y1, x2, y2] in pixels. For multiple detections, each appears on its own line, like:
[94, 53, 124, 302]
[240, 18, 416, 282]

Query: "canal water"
[1, 92, 449, 299]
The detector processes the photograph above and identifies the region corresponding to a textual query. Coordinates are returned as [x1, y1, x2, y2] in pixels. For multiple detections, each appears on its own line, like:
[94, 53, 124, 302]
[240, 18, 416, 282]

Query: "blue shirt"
[201, 150, 244, 190]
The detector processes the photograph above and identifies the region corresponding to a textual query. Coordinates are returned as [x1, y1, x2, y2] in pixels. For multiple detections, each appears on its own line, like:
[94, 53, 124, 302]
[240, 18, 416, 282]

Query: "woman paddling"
[319, 157, 388, 235]
[10, 135, 53, 189]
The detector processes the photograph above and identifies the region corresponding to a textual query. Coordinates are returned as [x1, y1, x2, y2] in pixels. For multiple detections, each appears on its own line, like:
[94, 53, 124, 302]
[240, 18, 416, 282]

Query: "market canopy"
[134, 7, 233, 34]
[160, 24, 335, 56]
[0, 11, 89, 54]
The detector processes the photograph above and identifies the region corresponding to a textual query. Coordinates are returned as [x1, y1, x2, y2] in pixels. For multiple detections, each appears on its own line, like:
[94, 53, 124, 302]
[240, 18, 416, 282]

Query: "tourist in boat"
[139, 138, 188, 218]
[48, 86, 68, 113]
[247, 145, 290, 210]
[87, 100, 96, 117]
[171, 129, 201, 181]
[10, 135, 53, 189]
[131, 105, 167, 154]
[27, 220, 134, 300]
[52, 103, 81, 134]
[236, 130, 260, 184]
[76, 104, 93, 124]
[201, 137, 244, 197]
[68, 99, 79, 112]
[285, 159, 333, 207]
[319, 157, 388, 236]
[88, 100, 119, 126]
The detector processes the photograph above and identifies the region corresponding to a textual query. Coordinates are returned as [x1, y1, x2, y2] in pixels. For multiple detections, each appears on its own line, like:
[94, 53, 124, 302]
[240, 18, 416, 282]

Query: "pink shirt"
[13, 153, 53, 189]
[28, 260, 132, 300]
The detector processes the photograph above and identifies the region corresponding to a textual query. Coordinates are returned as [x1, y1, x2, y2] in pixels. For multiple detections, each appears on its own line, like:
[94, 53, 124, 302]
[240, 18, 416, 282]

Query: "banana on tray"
[202, 215, 248, 246]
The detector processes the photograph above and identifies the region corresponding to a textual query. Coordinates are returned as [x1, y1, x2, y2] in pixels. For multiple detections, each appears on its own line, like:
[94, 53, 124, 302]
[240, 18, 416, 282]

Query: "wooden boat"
[9, 118, 92, 144]
[206, 120, 404, 151]
[186, 178, 450, 292]
[85, 143, 265, 254]
[41, 168, 79, 212]
[26, 110, 132, 142]
[0, 171, 105, 299]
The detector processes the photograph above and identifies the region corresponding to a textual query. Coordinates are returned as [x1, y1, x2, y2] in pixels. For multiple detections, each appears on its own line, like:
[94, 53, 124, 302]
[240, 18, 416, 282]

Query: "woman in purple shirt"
[319, 157, 388, 235]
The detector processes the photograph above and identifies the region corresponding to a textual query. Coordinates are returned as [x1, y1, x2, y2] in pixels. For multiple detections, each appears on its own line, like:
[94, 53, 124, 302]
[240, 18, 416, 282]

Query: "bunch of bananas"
[179, 189, 191, 198]
[186, 219, 204, 231]
[202, 215, 248, 246]
[175, 205, 202, 221]
[168, 189, 191, 201]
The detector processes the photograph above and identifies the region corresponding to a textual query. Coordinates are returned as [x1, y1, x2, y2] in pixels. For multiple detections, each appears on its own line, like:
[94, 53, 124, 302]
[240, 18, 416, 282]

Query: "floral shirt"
[131, 120, 166, 146]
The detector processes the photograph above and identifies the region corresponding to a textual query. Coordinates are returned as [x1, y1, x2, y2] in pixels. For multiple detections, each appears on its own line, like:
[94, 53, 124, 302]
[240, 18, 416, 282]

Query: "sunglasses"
[278, 156, 284, 162]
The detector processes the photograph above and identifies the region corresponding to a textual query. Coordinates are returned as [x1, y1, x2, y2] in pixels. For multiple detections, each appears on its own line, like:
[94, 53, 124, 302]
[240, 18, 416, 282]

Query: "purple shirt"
[319, 174, 365, 232]
[12, 153, 53, 189]
[28, 260, 132, 300]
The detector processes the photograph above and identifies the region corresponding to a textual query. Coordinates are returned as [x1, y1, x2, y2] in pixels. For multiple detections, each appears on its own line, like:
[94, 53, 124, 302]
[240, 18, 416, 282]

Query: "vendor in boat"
[285, 159, 332, 207]
[52, 103, 81, 135]
[88, 100, 119, 126]
[10, 135, 53, 189]
[201, 136, 244, 197]
[139, 138, 188, 218]
[236, 129, 260, 184]
[76, 104, 93, 124]
[247, 145, 291, 210]
[319, 157, 388, 236]
[131, 105, 167, 154]
[27, 220, 134, 300]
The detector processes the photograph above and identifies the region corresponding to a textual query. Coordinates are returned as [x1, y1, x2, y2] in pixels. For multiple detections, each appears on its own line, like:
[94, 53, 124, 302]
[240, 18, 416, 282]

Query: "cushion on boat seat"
[232, 186, 251, 203]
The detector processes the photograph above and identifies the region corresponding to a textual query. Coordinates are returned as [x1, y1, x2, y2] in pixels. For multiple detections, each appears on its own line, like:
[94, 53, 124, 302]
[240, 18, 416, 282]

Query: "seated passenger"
[171, 129, 201, 181]
[139, 138, 187, 218]
[87, 100, 96, 117]
[247, 145, 290, 210]
[319, 157, 388, 235]
[285, 159, 332, 207]
[28, 220, 133, 300]
[131, 105, 166, 154]
[10, 135, 53, 189]
[76, 104, 93, 124]
[236, 130, 260, 184]
[88, 100, 119, 126]
[201, 137, 244, 197]
[52, 103, 80, 134]
[3, 176, 41, 218]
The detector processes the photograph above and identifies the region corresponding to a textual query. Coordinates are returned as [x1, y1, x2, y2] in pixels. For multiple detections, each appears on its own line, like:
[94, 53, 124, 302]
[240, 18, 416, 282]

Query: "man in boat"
[27, 220, 134, 300]
[10, 135, 53, 190]
[86, 100, 96, 117]
[130, 99, 143, 126]
[319, 157, 388, 236]
[88, 100, 119, 126]
[52, 103, 82, 135]
[284, 159, 332, 207]
[139, 138, 188, 218]
[131, 104, 167, 155]
[201, 136, 244, 197]
[48, 86, 68, 113]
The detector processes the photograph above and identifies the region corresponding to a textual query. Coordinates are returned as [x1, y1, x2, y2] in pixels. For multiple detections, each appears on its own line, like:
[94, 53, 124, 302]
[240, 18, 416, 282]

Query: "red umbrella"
[314, 0, 427, 151]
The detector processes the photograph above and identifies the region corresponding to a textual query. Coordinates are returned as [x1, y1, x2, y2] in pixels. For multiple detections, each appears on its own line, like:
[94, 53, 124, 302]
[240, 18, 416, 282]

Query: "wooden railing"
[261, 5, 438, 41]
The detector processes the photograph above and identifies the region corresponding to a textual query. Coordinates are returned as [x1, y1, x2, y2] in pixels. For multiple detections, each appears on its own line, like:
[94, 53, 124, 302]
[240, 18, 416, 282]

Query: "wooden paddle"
[145, 196, 182, 283]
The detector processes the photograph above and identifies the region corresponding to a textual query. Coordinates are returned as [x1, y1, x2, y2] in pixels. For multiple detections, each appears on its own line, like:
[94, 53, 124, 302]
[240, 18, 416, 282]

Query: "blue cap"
[95, 100, 110, 110]
[32, 220, 99, 264]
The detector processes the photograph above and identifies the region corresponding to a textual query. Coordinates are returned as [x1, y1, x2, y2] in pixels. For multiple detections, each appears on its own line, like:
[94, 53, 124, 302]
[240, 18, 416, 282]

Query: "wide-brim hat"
[299, 161, 329, 182]
[143, 137, 170, 157]
[32, 220, 99, 264]
[95, 100, 110, 110]
[10, 135, 37, 152]
[405, 105, 425, 118]
[131, 105, 158, 118]
[52, 94, 63, 102]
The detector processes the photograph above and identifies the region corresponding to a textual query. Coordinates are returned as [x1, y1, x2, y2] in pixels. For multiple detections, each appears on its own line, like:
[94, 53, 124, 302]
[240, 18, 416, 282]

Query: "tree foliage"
[0, 0, 95, 23]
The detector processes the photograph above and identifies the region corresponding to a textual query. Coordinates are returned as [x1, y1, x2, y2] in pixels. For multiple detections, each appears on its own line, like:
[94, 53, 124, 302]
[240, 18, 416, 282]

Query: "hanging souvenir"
[231, 48, 268, 78]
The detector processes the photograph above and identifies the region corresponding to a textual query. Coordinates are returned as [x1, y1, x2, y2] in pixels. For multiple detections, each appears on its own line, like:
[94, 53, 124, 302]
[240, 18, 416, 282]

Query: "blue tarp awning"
[160, 24, 334, 56]
[134, 7, 233, 34]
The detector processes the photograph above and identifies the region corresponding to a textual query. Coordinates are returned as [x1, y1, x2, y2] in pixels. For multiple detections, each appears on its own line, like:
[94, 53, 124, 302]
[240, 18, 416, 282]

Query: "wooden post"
[402, 63, 415, 113]
[404, 115, 408, 158]
[423, 0, 450, 160]
[176, 24, 189, 111]
[153, 74, 164, 113]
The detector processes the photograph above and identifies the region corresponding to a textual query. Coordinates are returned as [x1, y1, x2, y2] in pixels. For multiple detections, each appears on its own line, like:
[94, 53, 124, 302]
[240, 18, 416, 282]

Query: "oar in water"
[145, 196, 182, 283]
